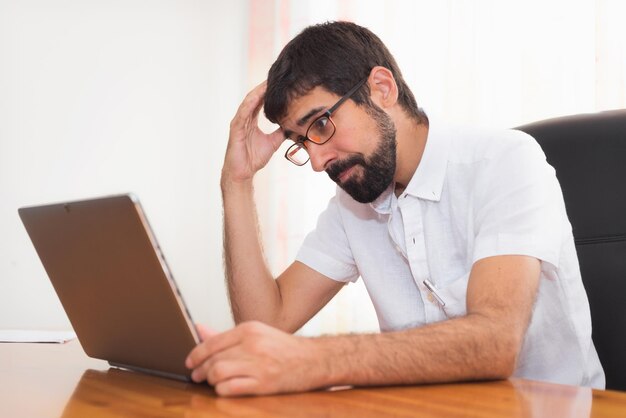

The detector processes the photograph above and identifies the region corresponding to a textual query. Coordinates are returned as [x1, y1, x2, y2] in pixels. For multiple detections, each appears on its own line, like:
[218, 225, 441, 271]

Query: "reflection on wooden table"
[60, 367, 626, 418]
[2, 341, 626, 417]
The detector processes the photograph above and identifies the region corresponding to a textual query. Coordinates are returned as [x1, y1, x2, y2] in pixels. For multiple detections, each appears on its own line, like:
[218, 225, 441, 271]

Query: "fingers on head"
[244, 83, 266, 107]
[245, 82, 270, 115]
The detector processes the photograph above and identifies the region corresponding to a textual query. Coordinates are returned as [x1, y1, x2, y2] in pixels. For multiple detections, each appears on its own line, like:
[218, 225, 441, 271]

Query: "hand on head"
[222, 81, 285, 185]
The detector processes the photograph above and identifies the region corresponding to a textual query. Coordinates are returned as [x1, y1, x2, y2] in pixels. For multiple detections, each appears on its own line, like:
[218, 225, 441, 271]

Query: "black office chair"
[516, 110, 626, 391]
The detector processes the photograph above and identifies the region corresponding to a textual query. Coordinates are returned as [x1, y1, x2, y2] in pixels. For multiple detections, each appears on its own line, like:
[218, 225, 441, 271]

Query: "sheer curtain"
[247, 0, 626, 335]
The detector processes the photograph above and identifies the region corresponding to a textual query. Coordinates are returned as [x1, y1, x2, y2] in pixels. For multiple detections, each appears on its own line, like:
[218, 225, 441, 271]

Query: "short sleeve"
[296, 194, 359, 283]
[472, 131, 567, 268]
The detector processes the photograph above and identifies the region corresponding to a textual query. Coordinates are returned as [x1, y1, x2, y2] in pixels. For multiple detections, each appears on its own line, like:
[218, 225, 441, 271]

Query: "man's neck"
[393, 112, 429, 195]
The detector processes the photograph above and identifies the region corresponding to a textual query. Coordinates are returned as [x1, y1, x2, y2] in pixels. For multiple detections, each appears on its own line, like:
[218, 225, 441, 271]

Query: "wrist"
[220, 170, 254, 193]
[306, 335, 353, 389]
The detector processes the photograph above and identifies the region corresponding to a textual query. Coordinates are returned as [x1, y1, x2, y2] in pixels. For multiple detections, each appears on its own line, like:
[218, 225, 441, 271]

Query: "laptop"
[18, 194, 201, 381]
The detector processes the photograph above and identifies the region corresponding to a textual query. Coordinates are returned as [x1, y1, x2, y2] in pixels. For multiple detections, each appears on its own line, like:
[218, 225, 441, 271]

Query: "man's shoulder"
[444, 124, 541, 163]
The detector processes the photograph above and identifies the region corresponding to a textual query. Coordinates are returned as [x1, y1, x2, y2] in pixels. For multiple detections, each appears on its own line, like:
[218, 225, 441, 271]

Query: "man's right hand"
[222, 81, 285, 185]
[219, 82, 344, 336]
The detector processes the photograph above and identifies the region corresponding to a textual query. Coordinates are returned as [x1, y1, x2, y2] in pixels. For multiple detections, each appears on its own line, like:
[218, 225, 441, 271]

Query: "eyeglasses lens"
[307, 116, 335, 144]
[286, 144, 309, 165]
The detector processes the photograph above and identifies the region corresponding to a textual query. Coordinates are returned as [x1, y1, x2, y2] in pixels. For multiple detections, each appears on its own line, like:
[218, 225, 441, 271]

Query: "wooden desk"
[1, 341, 625, 417]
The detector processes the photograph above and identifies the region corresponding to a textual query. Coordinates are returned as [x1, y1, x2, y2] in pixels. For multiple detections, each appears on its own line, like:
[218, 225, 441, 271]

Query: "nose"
[307, 142, 337, 172]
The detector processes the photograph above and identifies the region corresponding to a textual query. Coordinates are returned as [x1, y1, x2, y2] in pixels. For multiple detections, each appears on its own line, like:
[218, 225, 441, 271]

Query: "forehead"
[279, 86, 341, 134]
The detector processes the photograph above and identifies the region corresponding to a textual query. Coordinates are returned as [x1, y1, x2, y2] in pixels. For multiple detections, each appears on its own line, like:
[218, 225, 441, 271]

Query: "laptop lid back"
[19, 194, 199, 380]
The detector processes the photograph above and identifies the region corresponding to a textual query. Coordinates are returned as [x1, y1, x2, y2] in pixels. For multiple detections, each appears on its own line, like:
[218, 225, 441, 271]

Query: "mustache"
[326, 155, 366, 183]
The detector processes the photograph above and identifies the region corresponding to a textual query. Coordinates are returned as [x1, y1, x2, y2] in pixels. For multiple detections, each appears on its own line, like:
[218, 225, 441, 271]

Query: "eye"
[308, 116, 333, 144]
[313, 116, 329, 130]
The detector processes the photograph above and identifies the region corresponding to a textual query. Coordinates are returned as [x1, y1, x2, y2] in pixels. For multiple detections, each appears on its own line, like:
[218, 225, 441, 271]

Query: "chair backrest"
[516, 110, 626, 391]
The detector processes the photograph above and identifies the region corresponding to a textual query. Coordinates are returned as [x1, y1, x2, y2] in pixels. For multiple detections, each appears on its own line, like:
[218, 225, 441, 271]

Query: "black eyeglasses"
[284, 77, 368, 166]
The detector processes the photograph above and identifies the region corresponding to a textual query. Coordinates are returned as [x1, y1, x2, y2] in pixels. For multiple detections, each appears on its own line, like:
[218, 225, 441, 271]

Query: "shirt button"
[427, 293, 434, 303]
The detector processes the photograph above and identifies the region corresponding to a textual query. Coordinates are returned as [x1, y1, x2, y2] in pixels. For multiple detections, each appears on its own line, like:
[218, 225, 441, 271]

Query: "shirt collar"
[402, 117, 450, 202]
[369, 183, 395, 214]
[369, 117, 451, 214]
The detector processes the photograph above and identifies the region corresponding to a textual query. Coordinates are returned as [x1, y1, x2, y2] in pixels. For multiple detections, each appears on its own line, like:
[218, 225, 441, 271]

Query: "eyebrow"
[283, 106, 327, 140]
[297, 106, 326, 126]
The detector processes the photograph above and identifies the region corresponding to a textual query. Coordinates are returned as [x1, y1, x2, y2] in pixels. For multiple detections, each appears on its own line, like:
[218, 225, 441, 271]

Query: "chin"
[341, 181, 390, 204]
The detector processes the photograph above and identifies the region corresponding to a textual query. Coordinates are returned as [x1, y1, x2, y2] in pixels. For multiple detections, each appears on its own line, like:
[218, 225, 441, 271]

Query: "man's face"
[279, 86, 397, 203]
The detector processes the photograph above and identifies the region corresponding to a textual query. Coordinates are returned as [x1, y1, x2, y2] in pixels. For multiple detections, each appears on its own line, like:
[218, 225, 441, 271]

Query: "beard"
[325, 104, 397, 203]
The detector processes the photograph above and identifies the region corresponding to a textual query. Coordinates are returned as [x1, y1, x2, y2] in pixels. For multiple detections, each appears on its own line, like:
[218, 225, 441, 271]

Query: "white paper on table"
[0, 330, 76, 343]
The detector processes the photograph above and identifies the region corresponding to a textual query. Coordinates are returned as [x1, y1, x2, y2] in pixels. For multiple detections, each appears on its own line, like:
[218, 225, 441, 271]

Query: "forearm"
[310, 313, 520, 388]
[221, 176, 281, 325]
[189, 256, 537, 396]
[307, 256, 539, 389]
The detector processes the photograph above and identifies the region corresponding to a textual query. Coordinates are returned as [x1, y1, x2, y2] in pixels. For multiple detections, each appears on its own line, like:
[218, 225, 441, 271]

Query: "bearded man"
[186, 21, 605, 396]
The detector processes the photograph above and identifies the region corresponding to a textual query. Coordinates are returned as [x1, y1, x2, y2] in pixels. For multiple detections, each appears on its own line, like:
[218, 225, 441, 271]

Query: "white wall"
[0, 0, 248, 331]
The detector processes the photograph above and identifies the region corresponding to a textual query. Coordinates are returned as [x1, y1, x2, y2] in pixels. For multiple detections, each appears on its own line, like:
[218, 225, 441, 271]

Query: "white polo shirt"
[296, 119, 605, 388]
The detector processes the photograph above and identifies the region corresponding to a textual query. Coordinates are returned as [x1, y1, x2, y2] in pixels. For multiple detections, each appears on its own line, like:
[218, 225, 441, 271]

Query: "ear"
[367, 66, 399, 109]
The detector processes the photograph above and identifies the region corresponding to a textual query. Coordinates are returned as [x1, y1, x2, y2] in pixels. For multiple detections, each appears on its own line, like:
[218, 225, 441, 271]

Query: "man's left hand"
[186, 321, 324, 396]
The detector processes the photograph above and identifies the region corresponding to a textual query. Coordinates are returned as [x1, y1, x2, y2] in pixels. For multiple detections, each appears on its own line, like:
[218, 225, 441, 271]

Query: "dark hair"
[264, 21, 427, 124]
